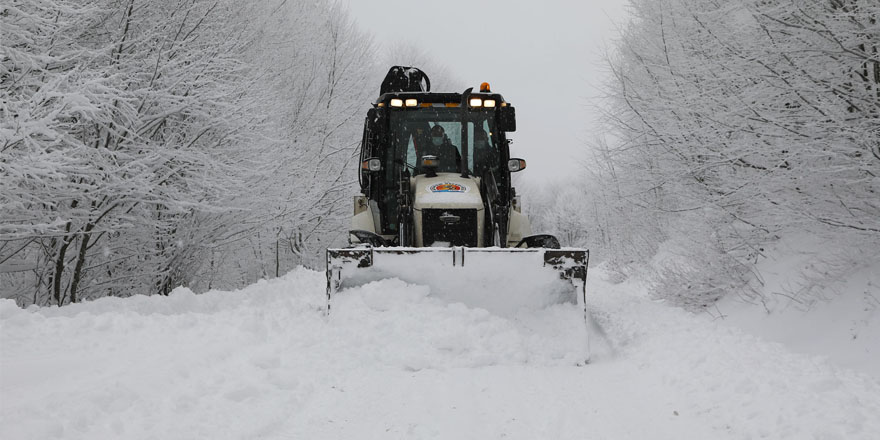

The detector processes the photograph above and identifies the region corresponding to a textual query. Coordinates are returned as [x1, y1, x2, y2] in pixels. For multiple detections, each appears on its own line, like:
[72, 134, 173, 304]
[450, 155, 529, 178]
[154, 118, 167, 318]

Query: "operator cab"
[387, 106, 499, 178]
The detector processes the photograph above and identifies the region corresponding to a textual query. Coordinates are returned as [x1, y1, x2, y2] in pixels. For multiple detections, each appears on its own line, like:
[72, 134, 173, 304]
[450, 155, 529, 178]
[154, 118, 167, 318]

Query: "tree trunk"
[51, 223, 74, 305]
[69, 223, 94, 304]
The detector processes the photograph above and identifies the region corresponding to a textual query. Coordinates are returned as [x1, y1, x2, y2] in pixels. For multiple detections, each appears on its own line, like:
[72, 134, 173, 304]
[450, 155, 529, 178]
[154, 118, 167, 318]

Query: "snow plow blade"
[326, 247, 588, 316]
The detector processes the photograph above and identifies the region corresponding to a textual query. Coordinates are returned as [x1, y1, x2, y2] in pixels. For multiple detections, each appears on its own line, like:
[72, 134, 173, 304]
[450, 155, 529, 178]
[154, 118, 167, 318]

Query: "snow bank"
[2, 265, 879, 439]
[1, 267, 590, 440]
[717, 233, 880, 376]
[592, 275, 880, 439]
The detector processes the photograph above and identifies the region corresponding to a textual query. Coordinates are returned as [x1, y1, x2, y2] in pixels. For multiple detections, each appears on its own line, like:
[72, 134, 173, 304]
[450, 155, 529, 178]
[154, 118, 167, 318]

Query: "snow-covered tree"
[194, 0, 378, 288]
[595, 0, 879, 308]
[1, 0, 378, 305]
[1, 0, 263, 305]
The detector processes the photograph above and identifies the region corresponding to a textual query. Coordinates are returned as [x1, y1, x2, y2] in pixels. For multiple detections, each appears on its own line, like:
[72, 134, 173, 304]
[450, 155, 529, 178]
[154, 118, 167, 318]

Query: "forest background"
[1, 0, 877, 311]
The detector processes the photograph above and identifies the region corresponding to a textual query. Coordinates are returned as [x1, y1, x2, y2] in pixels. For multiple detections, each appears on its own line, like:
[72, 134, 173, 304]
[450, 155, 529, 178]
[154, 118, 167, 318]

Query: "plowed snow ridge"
[2, 267, 878, 439]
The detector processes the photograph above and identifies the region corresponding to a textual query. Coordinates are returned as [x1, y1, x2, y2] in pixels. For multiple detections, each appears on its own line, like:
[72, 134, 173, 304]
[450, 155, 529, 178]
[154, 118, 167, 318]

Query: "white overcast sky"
[345, 0, 629, 183]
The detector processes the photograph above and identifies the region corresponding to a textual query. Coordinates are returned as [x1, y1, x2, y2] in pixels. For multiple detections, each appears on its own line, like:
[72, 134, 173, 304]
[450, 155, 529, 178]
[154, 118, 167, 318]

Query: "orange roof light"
[480, 82, 491, 93]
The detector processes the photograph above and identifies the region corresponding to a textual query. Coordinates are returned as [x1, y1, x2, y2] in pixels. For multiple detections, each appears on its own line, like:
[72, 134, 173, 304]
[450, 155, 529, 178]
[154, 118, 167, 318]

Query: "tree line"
[530, 0, 878, 309]
[1, 0, 377, 305]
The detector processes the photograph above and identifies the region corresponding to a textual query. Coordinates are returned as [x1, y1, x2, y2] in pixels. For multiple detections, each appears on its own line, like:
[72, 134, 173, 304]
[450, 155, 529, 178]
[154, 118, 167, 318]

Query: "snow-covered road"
[2, 268, 878, 439]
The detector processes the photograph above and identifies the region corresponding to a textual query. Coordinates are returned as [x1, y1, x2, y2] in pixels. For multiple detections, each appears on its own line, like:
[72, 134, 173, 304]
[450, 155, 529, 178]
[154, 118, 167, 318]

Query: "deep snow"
[716, 234, 880, 377]
[2, 267, 879, 439]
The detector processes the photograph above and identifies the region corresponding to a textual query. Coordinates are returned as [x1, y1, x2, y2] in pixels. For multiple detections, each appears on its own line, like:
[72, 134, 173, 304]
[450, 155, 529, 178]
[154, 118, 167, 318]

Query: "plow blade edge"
[326, 247, 589, 316]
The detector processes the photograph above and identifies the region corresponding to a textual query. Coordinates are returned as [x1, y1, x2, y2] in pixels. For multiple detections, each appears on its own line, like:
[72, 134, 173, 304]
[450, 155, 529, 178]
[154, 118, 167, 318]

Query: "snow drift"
[2, 267, 879, 439]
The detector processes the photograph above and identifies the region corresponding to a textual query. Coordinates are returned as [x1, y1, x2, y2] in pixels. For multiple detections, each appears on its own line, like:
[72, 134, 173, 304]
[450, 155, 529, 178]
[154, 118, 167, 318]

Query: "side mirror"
[497, 106, 516, 132]
[507, 158, 526, 172]
[361, 157, 382, 172]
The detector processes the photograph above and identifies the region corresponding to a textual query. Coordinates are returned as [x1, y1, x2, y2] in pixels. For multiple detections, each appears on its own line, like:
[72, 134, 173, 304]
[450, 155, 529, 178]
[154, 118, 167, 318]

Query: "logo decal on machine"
[429, 182, 468, 193]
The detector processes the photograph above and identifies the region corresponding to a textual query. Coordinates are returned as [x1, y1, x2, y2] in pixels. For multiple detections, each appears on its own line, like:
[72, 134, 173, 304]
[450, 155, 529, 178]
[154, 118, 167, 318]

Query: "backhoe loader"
[327, 67, 590, 327]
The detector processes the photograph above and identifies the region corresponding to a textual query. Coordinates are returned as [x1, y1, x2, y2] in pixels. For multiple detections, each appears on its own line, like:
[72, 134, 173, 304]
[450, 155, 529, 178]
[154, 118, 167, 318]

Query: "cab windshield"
[386, 108, 500, 178]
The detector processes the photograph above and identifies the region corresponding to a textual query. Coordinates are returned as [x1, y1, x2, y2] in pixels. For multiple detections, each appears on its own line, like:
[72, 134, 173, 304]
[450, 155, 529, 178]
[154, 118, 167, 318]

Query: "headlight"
[483, 99, 496, 108]
[390, 98, 403, 107]
[405, 98, 418, 107]
[469, 98, 483, 107]
[361, 158, 382, 171]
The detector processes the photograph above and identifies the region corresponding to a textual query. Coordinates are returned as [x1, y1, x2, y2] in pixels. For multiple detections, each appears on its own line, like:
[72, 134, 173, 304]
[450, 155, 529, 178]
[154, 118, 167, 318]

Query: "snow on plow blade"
[326, 247, 589, 316]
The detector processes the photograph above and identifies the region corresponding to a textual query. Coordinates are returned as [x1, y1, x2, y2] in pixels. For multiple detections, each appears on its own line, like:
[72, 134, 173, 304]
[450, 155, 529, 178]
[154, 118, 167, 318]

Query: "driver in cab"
[422, 125, 461, 173]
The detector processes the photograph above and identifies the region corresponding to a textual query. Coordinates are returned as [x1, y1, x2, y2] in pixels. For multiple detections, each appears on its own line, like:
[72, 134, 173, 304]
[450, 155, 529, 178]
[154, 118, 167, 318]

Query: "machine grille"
[422, 209, 478, 247]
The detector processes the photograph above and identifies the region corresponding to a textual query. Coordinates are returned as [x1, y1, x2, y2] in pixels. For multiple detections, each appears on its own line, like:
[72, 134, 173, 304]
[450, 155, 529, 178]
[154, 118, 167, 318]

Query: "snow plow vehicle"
[327, 67, 590, 326]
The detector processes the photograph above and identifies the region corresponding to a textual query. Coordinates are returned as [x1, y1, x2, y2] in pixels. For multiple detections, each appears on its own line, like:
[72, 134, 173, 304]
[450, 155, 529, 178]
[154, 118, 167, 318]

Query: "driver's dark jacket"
[421, 141, 461, 173]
